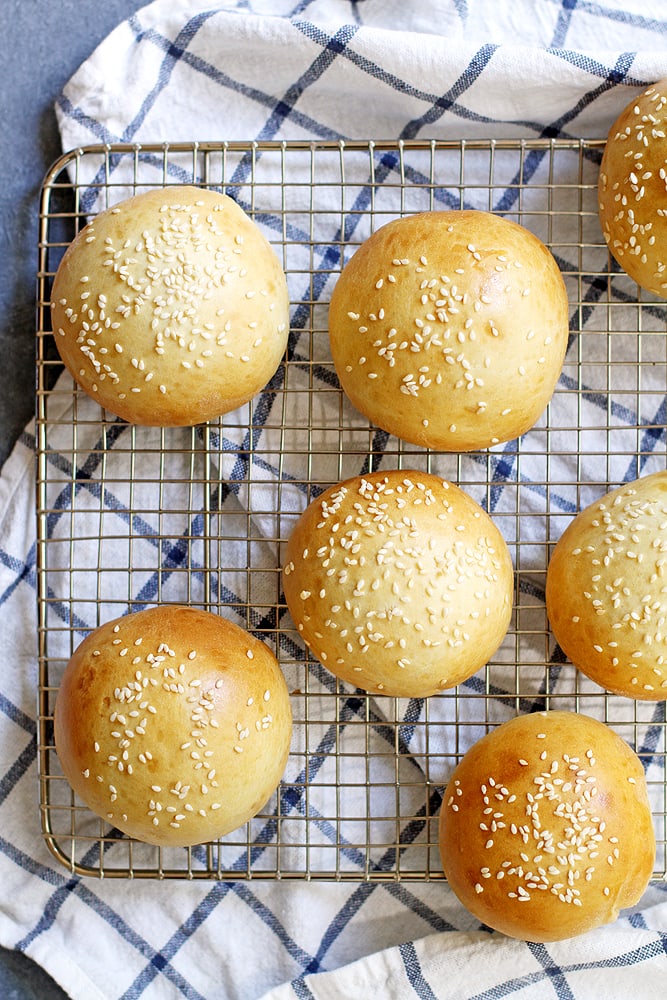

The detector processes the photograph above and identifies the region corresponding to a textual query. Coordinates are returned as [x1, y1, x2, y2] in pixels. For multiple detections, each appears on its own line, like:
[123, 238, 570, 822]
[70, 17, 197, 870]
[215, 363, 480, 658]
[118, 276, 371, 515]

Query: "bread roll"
[282, 470, 514, 697]
[599, 80, 667, 296]
[439, 711, 655, 942]
[545, 470, 667, 700]
[328, 210, 569, 451]
[50, 186, 290, 425]
[54, 606, 292, 847]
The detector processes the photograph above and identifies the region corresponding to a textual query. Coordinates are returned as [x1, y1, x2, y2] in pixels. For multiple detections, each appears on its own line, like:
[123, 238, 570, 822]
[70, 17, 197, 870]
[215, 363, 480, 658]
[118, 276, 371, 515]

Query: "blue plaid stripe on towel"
[2, 1, 667, 997]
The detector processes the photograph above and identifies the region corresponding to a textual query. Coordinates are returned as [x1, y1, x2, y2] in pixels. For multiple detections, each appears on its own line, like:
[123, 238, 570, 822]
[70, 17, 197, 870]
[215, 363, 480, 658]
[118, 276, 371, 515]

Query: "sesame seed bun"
[54, 606, 292, 847]
[439, 711, 655, 942]
[545, 471, 667, 700]
[50, 186, 289, 425]
[282, 470, 514, 697]
[599, 80, 667, 297]
[328, 210, 569, 451]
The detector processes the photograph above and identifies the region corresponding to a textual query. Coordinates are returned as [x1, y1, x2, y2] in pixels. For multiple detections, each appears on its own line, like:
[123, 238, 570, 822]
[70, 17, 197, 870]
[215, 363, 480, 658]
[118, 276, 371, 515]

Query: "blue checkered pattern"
[3, 1, 667, 997]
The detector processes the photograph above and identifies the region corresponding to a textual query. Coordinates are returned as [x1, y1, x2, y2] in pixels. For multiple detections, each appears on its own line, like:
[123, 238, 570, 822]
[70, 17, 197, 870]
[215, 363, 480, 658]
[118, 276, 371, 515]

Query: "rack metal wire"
[36, 139, 667, 880]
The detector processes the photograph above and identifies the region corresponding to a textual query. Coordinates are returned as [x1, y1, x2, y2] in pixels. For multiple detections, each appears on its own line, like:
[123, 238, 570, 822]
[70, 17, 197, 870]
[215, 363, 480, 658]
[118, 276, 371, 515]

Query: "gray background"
[1, 1, 149, 994]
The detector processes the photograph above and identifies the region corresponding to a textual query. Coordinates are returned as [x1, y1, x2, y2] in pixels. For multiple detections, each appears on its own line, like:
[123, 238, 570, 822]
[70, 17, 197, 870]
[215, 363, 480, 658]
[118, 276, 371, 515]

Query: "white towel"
[1, 2, 667, 998]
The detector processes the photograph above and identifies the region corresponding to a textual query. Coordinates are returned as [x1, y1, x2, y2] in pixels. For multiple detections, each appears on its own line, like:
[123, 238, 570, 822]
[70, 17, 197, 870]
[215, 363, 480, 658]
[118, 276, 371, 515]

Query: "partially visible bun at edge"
[599, 79, 667, 297]
[546, 470, 667, 700]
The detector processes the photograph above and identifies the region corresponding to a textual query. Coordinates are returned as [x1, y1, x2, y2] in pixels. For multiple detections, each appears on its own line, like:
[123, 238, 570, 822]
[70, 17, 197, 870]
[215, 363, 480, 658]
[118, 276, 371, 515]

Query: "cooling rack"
[36, 139, 667, 880]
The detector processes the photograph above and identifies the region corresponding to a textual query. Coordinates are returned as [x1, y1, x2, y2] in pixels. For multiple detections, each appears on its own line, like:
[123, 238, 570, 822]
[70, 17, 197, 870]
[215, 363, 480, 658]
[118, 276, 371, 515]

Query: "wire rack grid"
[35, 138, 667, 881]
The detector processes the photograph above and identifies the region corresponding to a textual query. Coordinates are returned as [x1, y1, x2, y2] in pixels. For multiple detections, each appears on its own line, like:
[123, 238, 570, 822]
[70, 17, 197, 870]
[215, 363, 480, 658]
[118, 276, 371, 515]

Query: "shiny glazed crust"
[51, 186, 290, 425]
[546, 470, 667, 700]
[599, 79, 667, 297]
[54, 606, 293, 847]
[282, 470, 514, 697]
[328, 210, 569, 451]
[439, 711, 655, 941]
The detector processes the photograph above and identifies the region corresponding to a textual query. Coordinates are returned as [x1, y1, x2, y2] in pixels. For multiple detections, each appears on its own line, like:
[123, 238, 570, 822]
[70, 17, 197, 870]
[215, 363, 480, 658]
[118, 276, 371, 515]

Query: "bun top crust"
[439, 711, 655, 942]
[599, 80, 667, 297]
[328, 210, 569, 451]
[546, 471, 667, 700]
[282, 470, 514, 697]
[54, 606, 292, 847]
[50, 186, 290, 425]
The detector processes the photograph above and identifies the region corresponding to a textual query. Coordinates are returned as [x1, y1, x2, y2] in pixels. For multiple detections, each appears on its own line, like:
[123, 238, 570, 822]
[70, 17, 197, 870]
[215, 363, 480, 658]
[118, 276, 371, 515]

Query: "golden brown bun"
[599, 80, 667, 297]
[439, 711, 655, 942]
[546, 471, 667, 700]
[51, 186, 289, 425]
[54, 606, 292, 847]
[328, 210, 569, 451]
[282, 470, 514, 697]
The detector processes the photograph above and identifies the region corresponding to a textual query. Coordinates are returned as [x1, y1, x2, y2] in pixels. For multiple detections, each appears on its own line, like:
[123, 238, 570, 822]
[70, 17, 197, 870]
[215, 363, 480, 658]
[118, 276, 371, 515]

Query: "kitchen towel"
[2, 2, 667, 998]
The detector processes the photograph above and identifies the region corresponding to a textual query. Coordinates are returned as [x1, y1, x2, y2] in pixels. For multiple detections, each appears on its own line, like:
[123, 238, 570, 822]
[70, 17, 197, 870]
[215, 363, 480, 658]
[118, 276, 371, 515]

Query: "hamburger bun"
[282, 470, 514, 697]
[546, 470, 667, 700]
[439, 710, 655, 941]
[54, 606, 292, 847]
[50, 186, 290, 425]
[328, 210, 569, 451]
[599, 79, 667, 297]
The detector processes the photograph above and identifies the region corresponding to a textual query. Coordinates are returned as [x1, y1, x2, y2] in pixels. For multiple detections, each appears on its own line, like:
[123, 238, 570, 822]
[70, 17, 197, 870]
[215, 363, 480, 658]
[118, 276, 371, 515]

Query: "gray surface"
[1, 0, 149, 994]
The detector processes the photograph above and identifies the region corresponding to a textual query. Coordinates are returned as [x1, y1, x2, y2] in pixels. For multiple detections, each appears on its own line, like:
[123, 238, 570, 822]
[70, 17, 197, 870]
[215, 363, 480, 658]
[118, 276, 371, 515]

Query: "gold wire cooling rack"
[36, 139, 667, 880]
